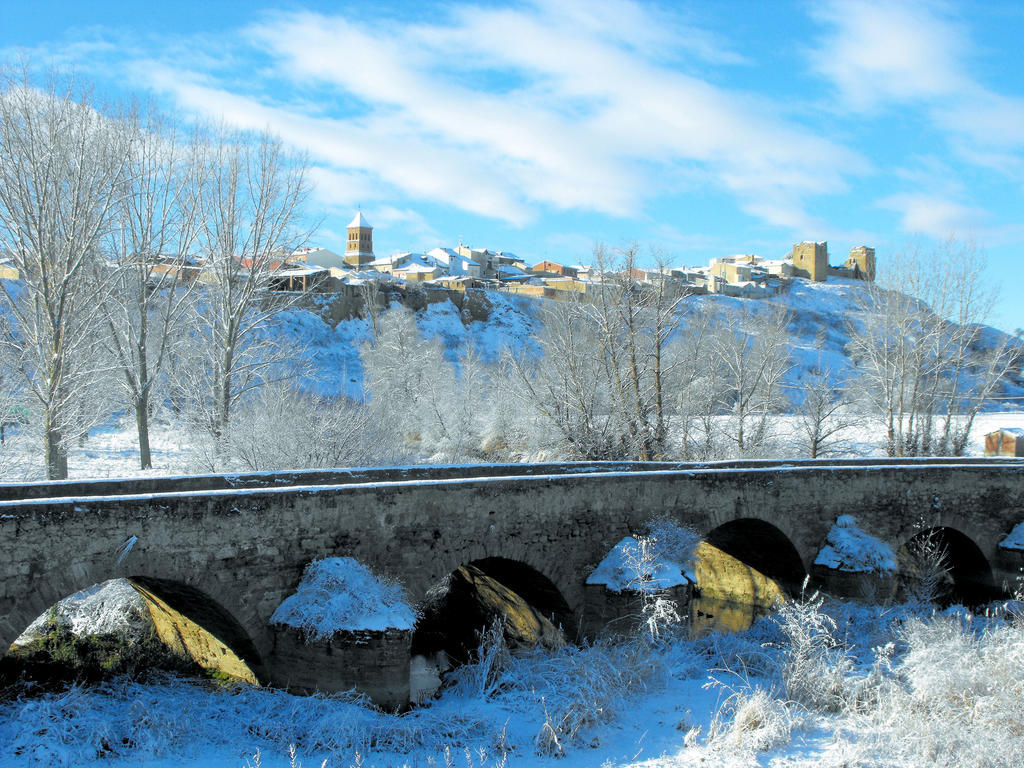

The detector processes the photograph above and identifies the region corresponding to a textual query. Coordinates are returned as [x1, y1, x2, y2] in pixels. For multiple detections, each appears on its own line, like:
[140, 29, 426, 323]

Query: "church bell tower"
[345, 211, 374, 268]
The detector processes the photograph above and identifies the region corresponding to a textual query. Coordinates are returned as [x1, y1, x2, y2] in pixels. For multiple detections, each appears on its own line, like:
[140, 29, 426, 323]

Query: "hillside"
[278, 277, 1024, 405]
[2, 275, 1022, 479]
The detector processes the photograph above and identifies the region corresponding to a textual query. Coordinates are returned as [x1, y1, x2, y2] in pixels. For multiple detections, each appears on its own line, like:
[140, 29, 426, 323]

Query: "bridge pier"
[268, 626, 412, 710]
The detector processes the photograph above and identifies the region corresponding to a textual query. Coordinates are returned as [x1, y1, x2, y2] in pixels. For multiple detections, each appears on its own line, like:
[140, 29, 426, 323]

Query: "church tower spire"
[345, 210, 374, 267]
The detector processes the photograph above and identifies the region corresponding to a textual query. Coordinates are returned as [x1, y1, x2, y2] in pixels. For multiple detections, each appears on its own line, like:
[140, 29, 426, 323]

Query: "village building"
[455, 245, 496, 278]
[532, 260, 578, 278]
[842, 246, 876, 281]
[426, 247, 484, 278]
[291, 247, 350, 277]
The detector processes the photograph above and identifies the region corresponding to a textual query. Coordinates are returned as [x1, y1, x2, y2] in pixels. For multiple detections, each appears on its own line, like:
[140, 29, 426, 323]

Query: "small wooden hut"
[984, 428, 1024, 457]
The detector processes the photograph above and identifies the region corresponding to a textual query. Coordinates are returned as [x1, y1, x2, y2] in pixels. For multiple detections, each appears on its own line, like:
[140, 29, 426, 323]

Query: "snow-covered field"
[3, 597, 1023, 767]
[0, 407, 1017, 482]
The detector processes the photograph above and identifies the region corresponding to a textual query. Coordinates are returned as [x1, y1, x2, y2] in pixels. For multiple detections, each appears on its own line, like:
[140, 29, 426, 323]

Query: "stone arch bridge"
[2, 458, 1023, 687]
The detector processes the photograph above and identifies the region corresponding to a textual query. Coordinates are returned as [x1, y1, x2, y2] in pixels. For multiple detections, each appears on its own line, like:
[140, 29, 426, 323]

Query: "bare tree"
[504, 298, 617, 460]
[847, 241, 1018, 456]
[793, 368, 856, 458]
[670, 300, 725, 460]
[360, 306, 479, 460]
[221, 382, 407, 471]
[583, 245, 682, 460]
[0, 69, 132, 478]
[184, 127, 312, 441]
[710, 304, 792, 455]
[96, 105, 205, 469]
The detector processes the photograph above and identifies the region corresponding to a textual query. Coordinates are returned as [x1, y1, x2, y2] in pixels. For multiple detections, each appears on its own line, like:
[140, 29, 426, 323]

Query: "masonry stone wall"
[269, 626, 411, 709]
[2, 459, 1023, 694]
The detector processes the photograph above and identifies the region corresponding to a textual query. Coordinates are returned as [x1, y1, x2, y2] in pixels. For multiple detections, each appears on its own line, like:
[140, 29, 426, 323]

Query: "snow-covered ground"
[4, 282, 1024, 766]
[0, 407, 1016, 482]
[3, 597, 1022, 767]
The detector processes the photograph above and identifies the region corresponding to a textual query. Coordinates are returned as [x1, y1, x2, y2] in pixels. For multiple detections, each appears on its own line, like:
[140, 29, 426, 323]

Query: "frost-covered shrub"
[773, 591, 855, 712]
[827, 612, 1024, 767]
[271, 558, 416, 638]
[706, 685, 796, 754]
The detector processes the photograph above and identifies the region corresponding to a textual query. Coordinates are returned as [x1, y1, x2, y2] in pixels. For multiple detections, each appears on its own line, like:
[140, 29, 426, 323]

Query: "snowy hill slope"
[5, 276, 1023, 479]
[269, 277, 1024, 406]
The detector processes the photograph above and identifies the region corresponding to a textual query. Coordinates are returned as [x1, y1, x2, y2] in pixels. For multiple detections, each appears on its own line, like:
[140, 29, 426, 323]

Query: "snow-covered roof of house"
[348, 211, 371, 229]
[427, 247, 458, 265]
[396, 262, 437, 274]
[992, 427, 1024, 437]
[498, 264, 530, 278]
[294, 247, 348, 271]
[372, 251, 423, 268]
[274, 264, 329, 278]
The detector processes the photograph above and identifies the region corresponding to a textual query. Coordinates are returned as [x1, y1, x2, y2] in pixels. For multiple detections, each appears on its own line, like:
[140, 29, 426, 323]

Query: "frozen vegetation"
[3, 596, 1024, 766]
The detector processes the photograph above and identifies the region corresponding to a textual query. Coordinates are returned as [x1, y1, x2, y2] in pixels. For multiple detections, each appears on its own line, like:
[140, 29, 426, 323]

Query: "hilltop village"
[0, 210, 876, 305]
[271, 212, 877, 302]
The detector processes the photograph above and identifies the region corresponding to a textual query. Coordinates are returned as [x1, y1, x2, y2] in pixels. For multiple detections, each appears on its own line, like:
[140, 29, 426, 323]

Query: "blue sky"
[3, 0, 1024, 331]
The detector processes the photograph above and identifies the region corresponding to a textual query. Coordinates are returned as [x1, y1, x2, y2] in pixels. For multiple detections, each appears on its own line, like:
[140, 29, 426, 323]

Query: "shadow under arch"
[129, 576, 266, 683]
[703, 518, 807, 597]
[3, 576, 266, 686]
[411, 557, 574, 665]
[900, 527, 1000, 607]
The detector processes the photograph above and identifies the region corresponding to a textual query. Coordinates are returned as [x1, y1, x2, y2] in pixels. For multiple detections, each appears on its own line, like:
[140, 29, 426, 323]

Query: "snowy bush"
[271, 558, 416, 638]
[706, 684, 796, 754]
[772, 590, 855, 712]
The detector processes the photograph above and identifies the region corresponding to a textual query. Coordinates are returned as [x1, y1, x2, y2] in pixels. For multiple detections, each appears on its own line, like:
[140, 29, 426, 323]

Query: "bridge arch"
[900, 526, 999, 607]
[411, 556, 572, 664]
[2, 565, 267, 684]
[702, 518, 808, 596]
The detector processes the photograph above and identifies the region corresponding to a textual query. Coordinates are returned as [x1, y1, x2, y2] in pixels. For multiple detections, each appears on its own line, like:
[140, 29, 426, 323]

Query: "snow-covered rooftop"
[348, 211, 371, 229]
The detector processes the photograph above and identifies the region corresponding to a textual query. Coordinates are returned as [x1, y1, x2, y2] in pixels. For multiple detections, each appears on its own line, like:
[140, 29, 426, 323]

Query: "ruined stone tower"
[791, 241, 828, 282]
[845, 246, 876, 282]
[345, 211, 374, 268]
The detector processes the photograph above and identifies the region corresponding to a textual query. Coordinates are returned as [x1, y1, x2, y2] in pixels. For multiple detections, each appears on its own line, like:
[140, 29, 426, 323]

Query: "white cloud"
[127, 1, 863, 232]
[878, 193, 987, 236]
[810, 0, 969, 110]
[812, 1, 1024, 160]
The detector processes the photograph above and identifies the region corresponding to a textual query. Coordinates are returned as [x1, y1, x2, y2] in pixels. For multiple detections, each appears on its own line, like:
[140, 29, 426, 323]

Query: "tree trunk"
[135, 392, 152, 470]
[45, 421, 68, 481]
